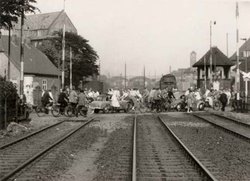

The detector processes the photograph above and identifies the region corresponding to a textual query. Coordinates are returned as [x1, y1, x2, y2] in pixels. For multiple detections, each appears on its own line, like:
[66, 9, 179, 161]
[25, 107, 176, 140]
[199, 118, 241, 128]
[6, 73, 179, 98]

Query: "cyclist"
[41, 90, 53, 114]
[76, 89, 88, 117]
[58, 89, 69, 113]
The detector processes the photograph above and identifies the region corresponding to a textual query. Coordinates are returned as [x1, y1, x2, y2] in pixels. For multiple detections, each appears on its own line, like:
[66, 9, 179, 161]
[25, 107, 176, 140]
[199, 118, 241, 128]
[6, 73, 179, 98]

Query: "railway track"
[192, 112, 250, 141]
[132, 114, 217, 181]
[0, 118, 94, 181]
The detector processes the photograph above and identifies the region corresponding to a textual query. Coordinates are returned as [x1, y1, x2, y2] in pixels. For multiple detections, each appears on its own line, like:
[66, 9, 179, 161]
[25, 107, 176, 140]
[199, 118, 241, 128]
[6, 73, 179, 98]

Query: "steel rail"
[210, 112, 250, 128]
[0, 118, 95, 181]
[0, 120, 66, 150]
[132, 114, 137, 181]
[158, 115, 218, 181]
[192, 114, 250, 141]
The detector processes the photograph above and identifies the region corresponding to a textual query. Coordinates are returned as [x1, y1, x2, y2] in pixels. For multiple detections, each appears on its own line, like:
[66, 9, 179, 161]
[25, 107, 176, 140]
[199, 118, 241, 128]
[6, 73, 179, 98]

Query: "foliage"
[0, 76, 18, 129]
[0, 0, 38, 28]
[37, 31, 99, 87]
[0, 76, 18, 98]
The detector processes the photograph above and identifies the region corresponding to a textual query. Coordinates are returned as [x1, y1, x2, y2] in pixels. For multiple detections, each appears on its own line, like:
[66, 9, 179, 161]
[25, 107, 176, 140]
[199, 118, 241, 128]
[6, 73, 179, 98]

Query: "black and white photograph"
[1, 0, 250, 180]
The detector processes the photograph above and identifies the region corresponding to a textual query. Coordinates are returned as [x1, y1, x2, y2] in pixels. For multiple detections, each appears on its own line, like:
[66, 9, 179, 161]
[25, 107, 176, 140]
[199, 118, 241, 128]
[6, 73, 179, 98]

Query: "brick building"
[0, 36, 60, 105]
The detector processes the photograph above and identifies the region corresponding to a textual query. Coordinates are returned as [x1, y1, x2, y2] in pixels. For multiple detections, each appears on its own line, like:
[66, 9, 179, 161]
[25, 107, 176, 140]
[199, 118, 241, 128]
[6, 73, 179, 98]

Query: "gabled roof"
[0, 35, 60, 76]
[14, 11, 63, 30]
[230, 37, 250, 61]
[193, 47, 234, 67]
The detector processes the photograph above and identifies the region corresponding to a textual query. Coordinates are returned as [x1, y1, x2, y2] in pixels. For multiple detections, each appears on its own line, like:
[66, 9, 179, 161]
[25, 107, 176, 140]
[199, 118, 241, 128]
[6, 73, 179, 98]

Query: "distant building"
[108, 76, 127, 90]
[193, 46, 234, 90]
[128, 76, 155, 90]
[190, 51, 197, 67]
[12, 10, 77, 47]
[171, 68, 197, 92]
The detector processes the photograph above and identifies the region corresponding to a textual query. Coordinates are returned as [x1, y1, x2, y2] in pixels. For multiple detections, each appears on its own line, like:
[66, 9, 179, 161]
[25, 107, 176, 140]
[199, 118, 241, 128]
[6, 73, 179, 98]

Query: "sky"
[33, 0, 250, 78]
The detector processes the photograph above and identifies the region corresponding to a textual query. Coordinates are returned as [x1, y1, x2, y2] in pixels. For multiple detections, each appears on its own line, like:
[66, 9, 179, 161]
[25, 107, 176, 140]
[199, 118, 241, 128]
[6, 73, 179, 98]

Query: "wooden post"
[4, 97, 7, 129]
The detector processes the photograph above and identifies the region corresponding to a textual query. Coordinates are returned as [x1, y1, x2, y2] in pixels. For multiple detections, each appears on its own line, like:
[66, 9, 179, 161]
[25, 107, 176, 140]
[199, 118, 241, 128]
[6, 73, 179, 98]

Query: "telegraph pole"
[124, 62, 127, 89]
[69, 46, 72, 90]
[19, 7, 24, 99]
[7, 26, 11, 81]
[235, 2, 240, 100]
[143, 65, 146, 89]
[61, 25, 66, 89]
[226, 33, 229, 57]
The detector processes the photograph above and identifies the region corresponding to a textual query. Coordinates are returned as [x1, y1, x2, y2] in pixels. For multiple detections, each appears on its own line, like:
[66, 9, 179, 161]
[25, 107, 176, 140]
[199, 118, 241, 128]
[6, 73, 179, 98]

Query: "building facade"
[0, 36, 60, 105]
[193, 47, 234, 90]
[12, 10, 77, 47]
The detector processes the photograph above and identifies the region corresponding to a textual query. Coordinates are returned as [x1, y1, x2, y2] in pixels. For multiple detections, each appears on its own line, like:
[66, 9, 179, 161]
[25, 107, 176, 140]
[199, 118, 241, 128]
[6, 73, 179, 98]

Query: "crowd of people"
[40, 85, 238, 116]
[41, 86, 99, 116]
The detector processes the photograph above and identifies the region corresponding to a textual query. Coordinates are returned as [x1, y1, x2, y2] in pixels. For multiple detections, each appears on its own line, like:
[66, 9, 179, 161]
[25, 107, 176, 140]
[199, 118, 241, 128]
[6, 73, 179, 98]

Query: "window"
[42, 79, 47, 90]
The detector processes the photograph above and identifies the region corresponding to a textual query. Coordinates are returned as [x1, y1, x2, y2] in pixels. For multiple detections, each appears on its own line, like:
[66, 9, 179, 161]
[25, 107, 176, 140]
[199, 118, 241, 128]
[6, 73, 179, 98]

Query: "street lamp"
[209, 20, 216, 86]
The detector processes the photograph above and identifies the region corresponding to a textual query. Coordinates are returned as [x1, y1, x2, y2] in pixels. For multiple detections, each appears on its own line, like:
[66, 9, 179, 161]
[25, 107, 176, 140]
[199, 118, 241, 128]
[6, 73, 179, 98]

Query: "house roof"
[14, 11, 63, 30]
[0, 35, 60, 76]
[193, 47, 234, 67]
[230, 37, 250, 61]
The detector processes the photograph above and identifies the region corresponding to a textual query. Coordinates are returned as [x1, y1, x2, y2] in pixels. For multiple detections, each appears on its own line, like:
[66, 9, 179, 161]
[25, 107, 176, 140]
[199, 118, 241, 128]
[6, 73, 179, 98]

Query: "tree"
[0, 0, 38, 29]
[37, 31, 99, 87]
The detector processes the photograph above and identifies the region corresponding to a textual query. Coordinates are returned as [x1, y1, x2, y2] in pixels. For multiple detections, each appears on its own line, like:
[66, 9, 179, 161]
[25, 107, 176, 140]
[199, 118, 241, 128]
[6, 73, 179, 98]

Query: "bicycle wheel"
[35, 106, 46, 117]
[51, 105, 60, 117]
[79, 106, 88, 116]
[213, 101, 221, 111]
[65, 105, 74, 117]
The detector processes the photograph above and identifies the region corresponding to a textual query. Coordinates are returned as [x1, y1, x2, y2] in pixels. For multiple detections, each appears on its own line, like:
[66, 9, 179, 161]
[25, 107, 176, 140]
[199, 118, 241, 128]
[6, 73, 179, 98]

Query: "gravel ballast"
[161, 112, 250, 180]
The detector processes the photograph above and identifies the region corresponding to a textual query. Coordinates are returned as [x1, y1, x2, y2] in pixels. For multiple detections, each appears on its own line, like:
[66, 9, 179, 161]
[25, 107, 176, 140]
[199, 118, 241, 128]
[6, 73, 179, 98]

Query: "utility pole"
[226, 33, 229, 57]
[61, 24, 66, 89]
[69, 46, 72, 90]
[204, 56, 207, 90]
[235, 2, 240, 101]
[20, 6, 24, 99]
[143, 65, 146, 89]
[209, 20, 216, 86]
[124, 62, 127, 89]
[7, 26, 11, 81]
[99, 59, 101, 81]
[241, 38, 248, 103]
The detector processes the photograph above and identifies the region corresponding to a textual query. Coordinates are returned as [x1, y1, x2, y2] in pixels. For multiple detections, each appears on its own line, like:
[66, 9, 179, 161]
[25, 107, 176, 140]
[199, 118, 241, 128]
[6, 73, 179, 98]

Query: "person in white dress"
[111, 90, 120, 108]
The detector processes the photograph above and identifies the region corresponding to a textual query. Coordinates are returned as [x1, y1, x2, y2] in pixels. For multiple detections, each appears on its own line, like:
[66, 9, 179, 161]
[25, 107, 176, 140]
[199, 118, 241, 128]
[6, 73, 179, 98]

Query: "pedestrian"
[186, 89, 194, 113]
[153, 88, 161, 112]
[69, 86, 78, 114]
[111, 89, 120, 111]
[219, 91, 228, 111]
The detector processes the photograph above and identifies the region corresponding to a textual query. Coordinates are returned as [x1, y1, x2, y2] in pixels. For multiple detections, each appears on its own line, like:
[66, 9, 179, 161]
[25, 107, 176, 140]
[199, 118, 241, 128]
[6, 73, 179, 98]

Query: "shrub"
[0, 76, 18, 129]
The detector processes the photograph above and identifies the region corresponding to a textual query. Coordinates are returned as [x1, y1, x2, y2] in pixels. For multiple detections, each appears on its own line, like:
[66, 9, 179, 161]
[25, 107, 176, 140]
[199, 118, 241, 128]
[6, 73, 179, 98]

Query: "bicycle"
[65, 103, 87, 117]
[35, 102, 60, 117]
[35, 103, 51, 117]
[51, 103, 67, 117]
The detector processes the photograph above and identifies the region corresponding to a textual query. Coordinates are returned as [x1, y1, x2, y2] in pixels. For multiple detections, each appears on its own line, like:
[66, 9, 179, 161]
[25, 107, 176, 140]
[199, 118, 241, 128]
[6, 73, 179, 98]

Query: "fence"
[234, 96, 250, 113]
